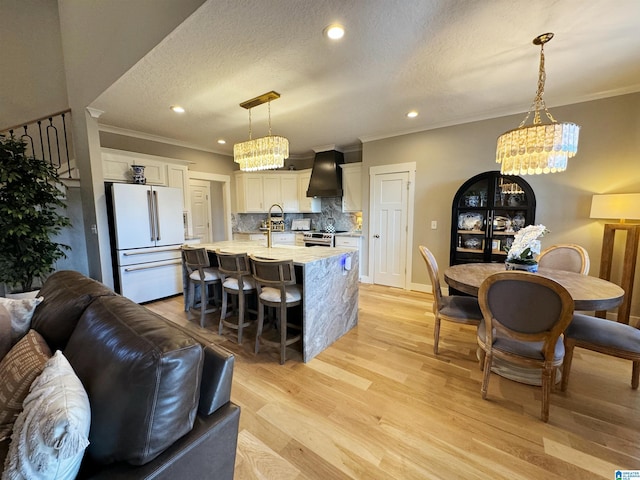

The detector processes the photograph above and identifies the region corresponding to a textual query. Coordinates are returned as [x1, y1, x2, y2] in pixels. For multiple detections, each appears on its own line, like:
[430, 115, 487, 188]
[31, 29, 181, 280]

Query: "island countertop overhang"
[197, 241, 355, 265]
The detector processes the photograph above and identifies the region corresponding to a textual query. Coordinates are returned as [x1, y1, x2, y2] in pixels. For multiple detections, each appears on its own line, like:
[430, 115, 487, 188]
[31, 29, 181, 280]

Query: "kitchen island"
[193, 241, 359, 362]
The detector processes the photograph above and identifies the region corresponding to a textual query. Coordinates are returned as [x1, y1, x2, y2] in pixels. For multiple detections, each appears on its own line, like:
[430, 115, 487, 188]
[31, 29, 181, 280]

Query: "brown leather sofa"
[6, 270, 240, 479]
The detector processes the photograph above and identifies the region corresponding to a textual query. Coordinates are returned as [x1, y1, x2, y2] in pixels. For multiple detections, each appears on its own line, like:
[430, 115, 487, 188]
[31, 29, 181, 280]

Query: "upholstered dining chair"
[182, 246, 221, 328]
[418, 246, 482, 354]
[216, 250, 256, 344]
[477, 271, 574, 422]
[561, 313, 640, 391]
[537, 244, 590, 275]
[250, 255, 302, 365]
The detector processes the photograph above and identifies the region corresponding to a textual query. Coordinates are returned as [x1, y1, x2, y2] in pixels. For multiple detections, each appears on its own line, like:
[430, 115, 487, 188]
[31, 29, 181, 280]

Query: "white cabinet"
[233, 232, 267, 245]
[272, 232, 295, 245]
[265, 174, 298, 212]
[235, 173, 265, 212]
[280, 175, 299, 212]
[297, 169, 321, 213]
[233, 232, 295, 246]
[235, 172, 299, 213]
[102, 148, 192, 197]
[167, 164, 189, 207]
[103, 148, 166, 185]
[341, 163, 363, 212]
[295, 233, 306, 246]
[263, 175, 281, 209]
[335, 235, 362, 279]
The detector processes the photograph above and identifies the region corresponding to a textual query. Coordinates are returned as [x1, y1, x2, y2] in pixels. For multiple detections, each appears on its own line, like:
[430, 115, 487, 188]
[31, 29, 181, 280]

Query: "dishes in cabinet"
[463, 237, 482, 249]
[492, 215, 510, 231]
[512, 212, 526, 230]
[457, 212, 484, 231]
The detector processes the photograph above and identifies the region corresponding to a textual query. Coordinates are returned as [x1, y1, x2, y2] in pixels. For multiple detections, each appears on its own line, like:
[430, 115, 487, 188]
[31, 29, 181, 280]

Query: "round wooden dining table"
[443, 263, 625, 386]
[443, 263, 624, 312]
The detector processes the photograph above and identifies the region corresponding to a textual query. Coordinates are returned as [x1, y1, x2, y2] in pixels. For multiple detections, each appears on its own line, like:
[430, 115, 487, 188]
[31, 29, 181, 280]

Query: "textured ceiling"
[91, 0, 640, 159]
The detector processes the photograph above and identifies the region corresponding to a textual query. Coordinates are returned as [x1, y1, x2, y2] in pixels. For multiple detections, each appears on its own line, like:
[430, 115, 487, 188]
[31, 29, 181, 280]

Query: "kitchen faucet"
[266, 203, 284, 248]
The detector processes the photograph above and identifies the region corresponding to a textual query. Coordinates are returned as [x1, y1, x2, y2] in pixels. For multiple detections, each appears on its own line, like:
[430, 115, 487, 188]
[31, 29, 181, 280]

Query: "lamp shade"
[590, 194, 640, 221]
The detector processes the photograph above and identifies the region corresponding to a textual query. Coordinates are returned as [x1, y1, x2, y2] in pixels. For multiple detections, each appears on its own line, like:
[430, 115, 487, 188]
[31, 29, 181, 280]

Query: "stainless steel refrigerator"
[107, 182, 185, 303]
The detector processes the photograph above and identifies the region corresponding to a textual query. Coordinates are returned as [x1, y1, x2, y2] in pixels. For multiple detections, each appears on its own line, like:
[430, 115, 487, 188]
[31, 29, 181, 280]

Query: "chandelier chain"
[517, 41, 558, 129]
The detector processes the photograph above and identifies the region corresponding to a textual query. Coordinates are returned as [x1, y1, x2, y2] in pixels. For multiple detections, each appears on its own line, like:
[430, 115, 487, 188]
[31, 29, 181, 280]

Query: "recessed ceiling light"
[324, 24, 345, 40]
[407, 110, 418, 118]
[170, 105, 185, 113]
[217, 139, 226, 145]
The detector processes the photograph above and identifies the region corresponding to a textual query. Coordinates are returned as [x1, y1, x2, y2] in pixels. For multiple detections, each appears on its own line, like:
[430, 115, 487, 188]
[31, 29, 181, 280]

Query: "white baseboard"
[409, 282, 431, 293]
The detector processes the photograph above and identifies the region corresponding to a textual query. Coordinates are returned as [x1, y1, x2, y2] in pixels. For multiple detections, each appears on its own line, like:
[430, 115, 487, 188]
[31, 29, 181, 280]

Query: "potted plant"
[0, 135, 71, 294]
[505, 224, 548, 272]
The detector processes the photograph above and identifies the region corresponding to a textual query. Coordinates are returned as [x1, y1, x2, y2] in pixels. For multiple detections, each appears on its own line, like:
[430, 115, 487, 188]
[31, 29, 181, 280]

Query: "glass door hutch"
[450, 171, 536, 266]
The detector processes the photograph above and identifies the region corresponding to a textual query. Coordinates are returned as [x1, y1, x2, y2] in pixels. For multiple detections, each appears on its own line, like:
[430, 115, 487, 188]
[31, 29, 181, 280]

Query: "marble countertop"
[234, 230, 363, 237]
[200, 241, 355, 265]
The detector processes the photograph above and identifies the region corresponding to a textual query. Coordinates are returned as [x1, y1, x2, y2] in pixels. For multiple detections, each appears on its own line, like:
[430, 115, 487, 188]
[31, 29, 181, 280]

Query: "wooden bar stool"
[182, 246, 221, 328]
[216, 250, 256, 344]
[250, 255, 302, 365]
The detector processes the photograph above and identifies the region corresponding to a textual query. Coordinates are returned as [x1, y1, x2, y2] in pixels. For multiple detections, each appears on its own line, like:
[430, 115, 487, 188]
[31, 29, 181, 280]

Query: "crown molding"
[98, 124, 229, 156]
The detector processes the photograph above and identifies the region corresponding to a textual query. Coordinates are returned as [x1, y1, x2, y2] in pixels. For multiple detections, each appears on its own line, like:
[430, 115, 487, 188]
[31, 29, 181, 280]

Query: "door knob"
[373, 234, 380, 238]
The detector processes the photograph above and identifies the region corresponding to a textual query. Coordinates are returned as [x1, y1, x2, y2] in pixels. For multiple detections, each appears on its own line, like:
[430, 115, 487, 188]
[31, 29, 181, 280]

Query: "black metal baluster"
[61, 113, 71, 178]
[46, 117, 61, 168]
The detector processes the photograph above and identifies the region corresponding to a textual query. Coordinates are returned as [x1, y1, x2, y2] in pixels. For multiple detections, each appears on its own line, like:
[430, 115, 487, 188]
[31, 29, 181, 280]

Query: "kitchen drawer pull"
[124, 260, 181, 272]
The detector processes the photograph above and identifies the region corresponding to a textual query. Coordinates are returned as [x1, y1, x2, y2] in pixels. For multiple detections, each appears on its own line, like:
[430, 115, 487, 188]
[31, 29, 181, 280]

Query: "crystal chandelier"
[496, 33, 580, 175]
[233, 91, 289, 172]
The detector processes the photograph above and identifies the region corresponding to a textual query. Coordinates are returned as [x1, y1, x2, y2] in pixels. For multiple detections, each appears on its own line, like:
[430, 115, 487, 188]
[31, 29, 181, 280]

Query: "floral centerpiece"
[505, 224, 549, 272]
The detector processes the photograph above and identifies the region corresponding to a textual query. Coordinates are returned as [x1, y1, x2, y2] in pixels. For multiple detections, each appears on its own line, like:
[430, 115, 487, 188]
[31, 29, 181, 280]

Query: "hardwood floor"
[146, 284, 640, 479]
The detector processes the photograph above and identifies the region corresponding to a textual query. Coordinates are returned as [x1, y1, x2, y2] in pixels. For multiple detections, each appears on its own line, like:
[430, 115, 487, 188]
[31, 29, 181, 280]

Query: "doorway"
[189, 179, 211, 243]
[368, 163, 416, 289]
[187, 172, 232, 242]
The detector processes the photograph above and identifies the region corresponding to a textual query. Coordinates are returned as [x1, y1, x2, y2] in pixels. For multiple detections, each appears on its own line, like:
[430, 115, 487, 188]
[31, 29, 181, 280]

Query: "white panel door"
[153, 186, 185, 246]
[190, 180, 211, 243]
[111, 183, 155, 250]
[372, 172, 409, 288]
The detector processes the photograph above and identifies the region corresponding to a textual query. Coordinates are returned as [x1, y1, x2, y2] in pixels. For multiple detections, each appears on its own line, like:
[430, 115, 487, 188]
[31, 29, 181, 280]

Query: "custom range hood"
[306, 149, 344, 197]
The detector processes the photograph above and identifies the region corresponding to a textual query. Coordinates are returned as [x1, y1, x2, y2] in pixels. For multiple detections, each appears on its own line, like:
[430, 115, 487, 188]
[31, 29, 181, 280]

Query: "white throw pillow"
[0, 297, 44, 344]
[2, 351, 90, 480]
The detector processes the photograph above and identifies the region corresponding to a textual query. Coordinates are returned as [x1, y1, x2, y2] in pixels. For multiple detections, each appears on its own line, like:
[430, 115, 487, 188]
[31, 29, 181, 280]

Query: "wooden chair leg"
[188, 282, 195, 313]
[237, 291, 245, 345]
[478, 348, 486, 371]
[199, 281, 207, 328]
[632, 360, 639, 390]
[219, 289, 227, 335]
[561, 342, 575, 392]
[541, 367, 552, 422]
[433, 316, 441, 355]
[481, 353, 492, 400]
[255, 301, 264, 355]
[280, 303, 287, 365]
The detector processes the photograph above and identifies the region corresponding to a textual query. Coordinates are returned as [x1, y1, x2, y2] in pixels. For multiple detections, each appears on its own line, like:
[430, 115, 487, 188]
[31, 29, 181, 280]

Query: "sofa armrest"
[199, 344, 235, 415]
[79, 402, 240, 480]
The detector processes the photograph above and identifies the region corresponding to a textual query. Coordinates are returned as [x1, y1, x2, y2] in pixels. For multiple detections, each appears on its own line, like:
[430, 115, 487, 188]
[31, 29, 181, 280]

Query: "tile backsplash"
[232, 197, 360, 232]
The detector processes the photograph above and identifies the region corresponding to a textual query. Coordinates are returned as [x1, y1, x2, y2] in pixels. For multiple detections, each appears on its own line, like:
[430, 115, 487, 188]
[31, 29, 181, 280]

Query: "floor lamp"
[590, 194, 640, 325]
